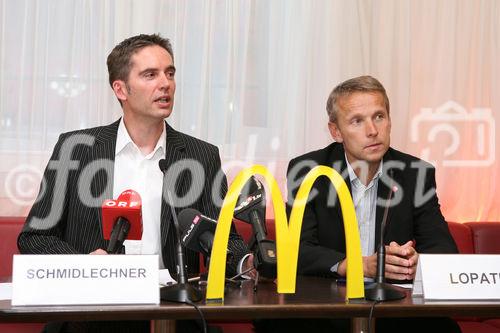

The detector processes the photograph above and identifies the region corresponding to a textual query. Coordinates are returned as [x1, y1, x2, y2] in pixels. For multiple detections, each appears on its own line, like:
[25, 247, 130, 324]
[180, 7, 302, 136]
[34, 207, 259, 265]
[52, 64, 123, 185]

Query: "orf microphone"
[107, 217, 130, 254]
[101, 189, 142, 254]
[365, 170, 405, 301]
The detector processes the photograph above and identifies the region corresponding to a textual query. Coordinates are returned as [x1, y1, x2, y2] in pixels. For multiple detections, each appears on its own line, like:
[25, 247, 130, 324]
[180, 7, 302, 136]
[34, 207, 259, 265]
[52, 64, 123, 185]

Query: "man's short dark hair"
[106, 33, 173, 87]
[326, 75, 390, 123]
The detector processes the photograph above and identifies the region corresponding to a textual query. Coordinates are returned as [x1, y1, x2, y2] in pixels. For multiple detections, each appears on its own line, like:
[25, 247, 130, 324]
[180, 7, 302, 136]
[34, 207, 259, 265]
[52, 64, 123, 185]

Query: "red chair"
[467, 222, 500, 254]
[0, 217, 45, 333]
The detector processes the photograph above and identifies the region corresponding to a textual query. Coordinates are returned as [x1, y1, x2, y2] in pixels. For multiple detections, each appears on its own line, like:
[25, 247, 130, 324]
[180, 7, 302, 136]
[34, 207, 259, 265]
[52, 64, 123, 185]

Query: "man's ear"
[328, 121, 343, 143]
[112, 80, 128, 103]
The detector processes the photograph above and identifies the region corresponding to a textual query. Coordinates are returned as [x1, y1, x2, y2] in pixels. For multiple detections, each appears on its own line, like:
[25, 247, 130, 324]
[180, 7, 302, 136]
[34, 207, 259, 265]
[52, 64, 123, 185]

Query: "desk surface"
[1, 277, 500, 323]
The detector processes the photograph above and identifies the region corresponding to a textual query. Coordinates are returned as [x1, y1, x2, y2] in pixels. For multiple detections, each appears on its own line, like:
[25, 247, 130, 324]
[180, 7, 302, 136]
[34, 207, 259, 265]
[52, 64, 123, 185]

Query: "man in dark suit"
[255, 76, 460, 333]
[287, 75, 457, 281]
[18, 34, 249, 333]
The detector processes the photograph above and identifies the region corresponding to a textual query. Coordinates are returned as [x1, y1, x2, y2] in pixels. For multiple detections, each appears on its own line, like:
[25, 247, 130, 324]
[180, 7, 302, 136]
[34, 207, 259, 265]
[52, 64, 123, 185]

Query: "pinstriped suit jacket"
[18, 119, 247, 276]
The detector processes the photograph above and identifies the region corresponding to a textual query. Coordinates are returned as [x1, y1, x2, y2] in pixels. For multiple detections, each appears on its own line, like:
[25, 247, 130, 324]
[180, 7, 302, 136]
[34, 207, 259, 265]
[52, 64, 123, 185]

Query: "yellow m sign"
[206, 165, 364, 303]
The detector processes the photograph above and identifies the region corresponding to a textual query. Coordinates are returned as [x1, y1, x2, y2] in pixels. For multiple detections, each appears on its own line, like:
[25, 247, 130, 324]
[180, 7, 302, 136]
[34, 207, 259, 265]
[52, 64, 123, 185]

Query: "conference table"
[1, 276, 500, 333]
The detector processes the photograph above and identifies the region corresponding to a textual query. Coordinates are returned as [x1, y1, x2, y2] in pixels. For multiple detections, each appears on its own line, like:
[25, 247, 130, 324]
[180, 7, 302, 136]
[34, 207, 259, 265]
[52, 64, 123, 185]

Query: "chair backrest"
[0, 217, 25, 277]
[447, 221, 475, 254]
[466, 222, 500, 254]
[233, 219, 276, 243]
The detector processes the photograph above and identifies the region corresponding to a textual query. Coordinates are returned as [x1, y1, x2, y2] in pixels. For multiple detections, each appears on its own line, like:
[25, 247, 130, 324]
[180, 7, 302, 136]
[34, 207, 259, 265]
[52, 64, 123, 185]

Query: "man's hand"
[241, 254, 278, 282]
[362, 254, 378, 278]
[374, 241, 418, 280]
[337, 258, 347, 277]
[339, 241, 419, 280]
[241, 253, 257, 280]
[90, 249, 108, 255]
[386, 241, 418, 280]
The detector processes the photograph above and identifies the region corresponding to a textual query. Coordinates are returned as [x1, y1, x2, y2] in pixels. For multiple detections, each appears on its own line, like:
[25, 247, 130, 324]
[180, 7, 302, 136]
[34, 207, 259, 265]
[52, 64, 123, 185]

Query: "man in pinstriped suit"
[18, 34, 249, 333]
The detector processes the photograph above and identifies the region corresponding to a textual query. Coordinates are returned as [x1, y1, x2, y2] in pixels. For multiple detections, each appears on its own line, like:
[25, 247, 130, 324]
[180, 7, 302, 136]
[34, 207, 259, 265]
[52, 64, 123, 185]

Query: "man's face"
[328, 92, 391, 166]
[113, 45, 176, 121]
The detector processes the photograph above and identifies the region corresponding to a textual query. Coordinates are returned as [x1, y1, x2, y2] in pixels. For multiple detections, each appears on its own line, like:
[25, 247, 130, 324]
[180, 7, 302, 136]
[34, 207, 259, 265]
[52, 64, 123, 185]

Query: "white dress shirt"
[331, 156, 383, 274]
[113, 118, 166, 268]
[345, 157, 383, 257]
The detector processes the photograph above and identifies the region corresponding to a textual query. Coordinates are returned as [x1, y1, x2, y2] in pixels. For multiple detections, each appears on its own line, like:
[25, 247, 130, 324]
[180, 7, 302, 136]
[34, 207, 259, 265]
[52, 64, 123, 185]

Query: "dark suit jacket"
[18, 119, 247, 276]
[286, 142, 458, 277]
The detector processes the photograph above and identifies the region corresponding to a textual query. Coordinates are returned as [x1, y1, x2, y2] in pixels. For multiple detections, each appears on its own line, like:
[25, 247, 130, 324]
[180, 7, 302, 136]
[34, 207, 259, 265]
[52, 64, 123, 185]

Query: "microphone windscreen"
[235, 176, 264, 213]
[178, 208, 218, 254]
[178, 208, 201, 234]
[101, 189, 142, 240]
[241, 176, 260, 195]
[158, 159, 168, 172]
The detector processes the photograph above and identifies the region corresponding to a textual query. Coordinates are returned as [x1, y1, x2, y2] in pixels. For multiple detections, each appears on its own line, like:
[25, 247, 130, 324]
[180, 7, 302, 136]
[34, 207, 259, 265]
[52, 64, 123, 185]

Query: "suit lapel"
[89, 120, 119, 233]
[160, 122, 187, 246]
[328, 144, 352, 224]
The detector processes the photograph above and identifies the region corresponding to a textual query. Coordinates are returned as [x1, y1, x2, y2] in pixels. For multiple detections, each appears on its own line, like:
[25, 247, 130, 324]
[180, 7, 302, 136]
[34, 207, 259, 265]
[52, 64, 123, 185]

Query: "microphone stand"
[365, 174, 405, 301]
[159, 185, 202, 302]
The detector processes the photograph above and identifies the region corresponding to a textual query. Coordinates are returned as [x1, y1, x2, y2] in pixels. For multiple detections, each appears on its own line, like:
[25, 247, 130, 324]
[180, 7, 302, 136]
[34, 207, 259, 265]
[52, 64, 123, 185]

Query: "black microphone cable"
[163, 296, 207, 333]
[367, 299, 381, 333]
[185, 299, 207, 333]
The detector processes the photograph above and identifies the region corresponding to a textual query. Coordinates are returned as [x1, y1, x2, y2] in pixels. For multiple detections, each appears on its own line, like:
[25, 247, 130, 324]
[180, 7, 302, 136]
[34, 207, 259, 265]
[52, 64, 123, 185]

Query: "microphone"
[158, 158, 169, 175]
[178, 208, 217, 256]
[365, 170, 405, 301]
[178, 208, 236, 263]
[158, 159, 202, 303]
[234, 176, 277, 279]
[107, 218, 130, 254]
[101, 189, 143, 254]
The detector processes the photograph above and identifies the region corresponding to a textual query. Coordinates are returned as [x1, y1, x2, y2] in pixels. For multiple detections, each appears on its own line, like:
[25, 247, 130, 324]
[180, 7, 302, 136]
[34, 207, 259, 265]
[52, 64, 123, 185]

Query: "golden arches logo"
[205, 165, 364, 303]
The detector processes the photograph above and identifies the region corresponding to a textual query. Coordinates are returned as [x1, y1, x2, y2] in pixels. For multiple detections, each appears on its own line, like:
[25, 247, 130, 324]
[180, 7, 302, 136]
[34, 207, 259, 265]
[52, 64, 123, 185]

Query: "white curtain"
[0, 0, 498, 222]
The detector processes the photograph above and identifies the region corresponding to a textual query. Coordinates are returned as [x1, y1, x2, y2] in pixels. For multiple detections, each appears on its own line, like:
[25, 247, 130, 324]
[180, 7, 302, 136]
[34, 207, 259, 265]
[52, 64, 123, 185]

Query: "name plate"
[413, 254, 500, 300]
[12, 254, 159, 306]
